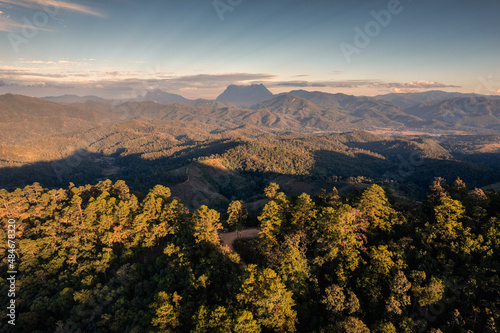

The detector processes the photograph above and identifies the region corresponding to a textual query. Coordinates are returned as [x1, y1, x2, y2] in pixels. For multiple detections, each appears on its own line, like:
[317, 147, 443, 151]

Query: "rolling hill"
[0, 93, 113, 144]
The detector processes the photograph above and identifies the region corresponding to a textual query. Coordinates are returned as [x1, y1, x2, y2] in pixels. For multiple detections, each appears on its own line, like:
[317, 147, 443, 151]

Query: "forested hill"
[0, 178, 498, 332]
[1, 122, 500, 209]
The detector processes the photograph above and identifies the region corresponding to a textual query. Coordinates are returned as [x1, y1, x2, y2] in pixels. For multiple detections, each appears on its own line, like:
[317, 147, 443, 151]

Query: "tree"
[322, 284, 360, 318]
[233, 311, 261, 333]
[264, 182, 280, 199]
[258, 200, 284, 255]
[434, 197, 465, 234]
[290, 193, 317, 234]
[150, 291, 182, 331]
[316, 187, 341, 208]
[236, 265, 297, 332]
[428, 177, 450, 205]
[332, 317, 370, 333]
[192, 305, 232, 332]
[276, 233, 310, 297]
[356, 184, 398, 233]
[191, 205, 222, 247]
[227, 200, 247, 236]
[314, 205, 364, 283]
[385, 270, 411, 316]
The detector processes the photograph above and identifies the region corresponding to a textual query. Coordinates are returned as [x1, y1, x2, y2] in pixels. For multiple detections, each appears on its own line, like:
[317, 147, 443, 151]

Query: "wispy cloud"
[0, 66, 464, 99]
[0, 68, 275, 89]
[0, 66, 67, 78]
[384, 80, 460, 89]
[269, 79, 460, 91]
[0, 0, 105, 17]
[269, 80, 377, 89]
[0, 11, 24, 32]
[377, 81, 461, 94]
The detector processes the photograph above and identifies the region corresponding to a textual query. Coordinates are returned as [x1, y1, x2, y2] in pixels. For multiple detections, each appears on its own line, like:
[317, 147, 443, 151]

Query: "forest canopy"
[0, 178, 499, 332]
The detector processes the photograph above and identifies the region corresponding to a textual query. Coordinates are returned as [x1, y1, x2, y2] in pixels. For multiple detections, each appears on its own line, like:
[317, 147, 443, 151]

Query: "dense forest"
[1, 177, 498, 332]
[2, 124, 500, 210]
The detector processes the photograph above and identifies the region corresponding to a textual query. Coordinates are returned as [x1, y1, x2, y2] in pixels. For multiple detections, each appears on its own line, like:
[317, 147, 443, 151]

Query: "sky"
[0, 0, 499, 99]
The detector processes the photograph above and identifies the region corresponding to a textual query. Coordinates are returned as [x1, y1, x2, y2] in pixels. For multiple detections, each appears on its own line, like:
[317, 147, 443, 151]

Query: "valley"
[1, 86, 499, 209]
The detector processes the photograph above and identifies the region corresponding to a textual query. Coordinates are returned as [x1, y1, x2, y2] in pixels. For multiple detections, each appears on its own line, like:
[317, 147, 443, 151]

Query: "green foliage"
[356, 184, 399, 233]
[236, 265, 297, 332]
[226, 200, 247, 231]
[0, 177, 498, 332]
[191, 205, 222, 247]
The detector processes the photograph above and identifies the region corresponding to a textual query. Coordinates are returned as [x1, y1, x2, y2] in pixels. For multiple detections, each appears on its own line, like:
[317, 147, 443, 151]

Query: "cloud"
[20, 60, 56, 64]
[270, 80, 376, 89]
[0, 66, 465, 100]
[0, 0, 105, 17]
[272, 81, 329, 88]
[0, 66, 66, 78]
[384, 80, 460, 89]
[169, 73, 276, 84]
[0, 69, 277, 94]
[0, 11, 24, 32]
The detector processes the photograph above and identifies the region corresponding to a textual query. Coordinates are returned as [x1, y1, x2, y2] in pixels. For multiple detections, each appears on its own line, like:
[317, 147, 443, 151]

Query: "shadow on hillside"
[311, 149, 500, 197]
[0, 143, 499, 207]
[0, 139, 241, 190]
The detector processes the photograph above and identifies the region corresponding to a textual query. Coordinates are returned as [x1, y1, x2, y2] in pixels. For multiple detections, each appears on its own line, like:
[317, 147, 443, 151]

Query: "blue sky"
[0, 0, 499, 99]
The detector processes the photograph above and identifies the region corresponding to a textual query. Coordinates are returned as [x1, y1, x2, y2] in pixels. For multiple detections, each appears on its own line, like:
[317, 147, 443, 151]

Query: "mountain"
[250, 94, 323, 115]
[135, 89, 190, 104]
[43, 94, 110, 104]
[276, 90, 422, 128]
[0, 93, 112, 144]
[216, 84, 273, 105]
[278, 90, 350, 108]
[373, 90, 479, 108]
[405, 97, 500, 131]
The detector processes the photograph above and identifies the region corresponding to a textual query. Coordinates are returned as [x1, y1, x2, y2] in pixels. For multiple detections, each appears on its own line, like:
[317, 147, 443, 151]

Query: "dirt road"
[219, 228, 260, 251]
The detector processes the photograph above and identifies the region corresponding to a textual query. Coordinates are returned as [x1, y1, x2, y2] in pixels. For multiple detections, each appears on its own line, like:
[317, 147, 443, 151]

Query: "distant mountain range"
[4, 85, 500, 142]
[43, 94, 110, 104]
[374, 90, 500, 108]
[2, 86, 500, 204]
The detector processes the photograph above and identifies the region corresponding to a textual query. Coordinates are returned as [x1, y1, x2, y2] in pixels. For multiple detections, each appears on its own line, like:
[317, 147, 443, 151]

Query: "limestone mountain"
[216, 84, 273, 105]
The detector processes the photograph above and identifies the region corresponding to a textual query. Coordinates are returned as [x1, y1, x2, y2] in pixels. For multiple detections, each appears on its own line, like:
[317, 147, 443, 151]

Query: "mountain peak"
[136, 90, 189, 104]
[216, 84, 273, 105]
